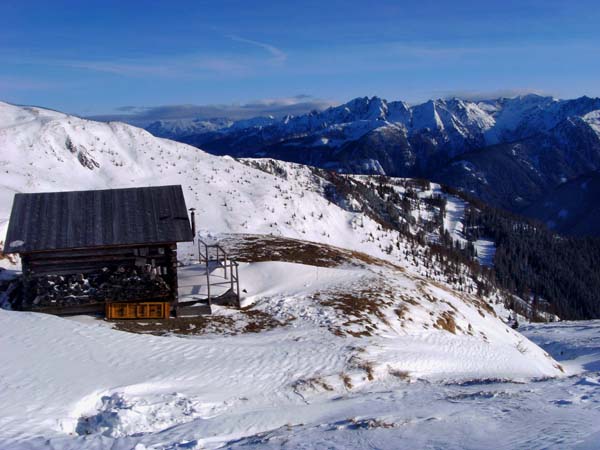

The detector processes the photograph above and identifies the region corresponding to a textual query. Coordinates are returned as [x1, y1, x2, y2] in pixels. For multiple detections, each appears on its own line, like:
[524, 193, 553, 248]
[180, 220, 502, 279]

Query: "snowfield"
[1, 309, 599, 449]
[0, 101, 596, 449]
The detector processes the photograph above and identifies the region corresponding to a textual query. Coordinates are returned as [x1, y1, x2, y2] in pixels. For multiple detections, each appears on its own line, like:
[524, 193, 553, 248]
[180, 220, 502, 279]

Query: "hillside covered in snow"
[0, 101, 596, 449]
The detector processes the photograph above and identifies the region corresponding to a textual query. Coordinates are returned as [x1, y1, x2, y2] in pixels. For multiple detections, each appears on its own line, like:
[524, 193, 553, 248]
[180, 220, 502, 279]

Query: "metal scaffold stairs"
[176, 237, 241, 317]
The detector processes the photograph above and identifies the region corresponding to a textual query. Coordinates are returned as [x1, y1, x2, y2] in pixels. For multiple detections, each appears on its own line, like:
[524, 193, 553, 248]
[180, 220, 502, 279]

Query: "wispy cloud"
[63, 60, 177, 77]
[88, 95, 333, 126]
[0, 76, 61, 91]
[227, 35, 287, 64]
[60, 55, 252, 78]
[434, 88, 555, 101]
[0, 34, 287, 79]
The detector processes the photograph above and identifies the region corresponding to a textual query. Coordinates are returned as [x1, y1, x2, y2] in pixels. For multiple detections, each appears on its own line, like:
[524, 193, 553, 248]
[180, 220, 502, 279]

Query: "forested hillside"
[455, 188, 600, 319]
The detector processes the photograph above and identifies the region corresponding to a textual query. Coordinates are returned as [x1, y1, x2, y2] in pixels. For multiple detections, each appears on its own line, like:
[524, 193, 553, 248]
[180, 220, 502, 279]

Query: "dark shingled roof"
[4, 185, 194, 253]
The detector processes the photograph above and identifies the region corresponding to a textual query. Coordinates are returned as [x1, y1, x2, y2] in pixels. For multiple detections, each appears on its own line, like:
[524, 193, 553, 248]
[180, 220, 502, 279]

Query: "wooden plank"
[27, 254, 171, 266]
[37, 191, 52, 251]
[27, 265, 172, 277]
[25, 243, 172, 259]
[19, 302, 106, 316]
[73, 190, 89, 249]
[28, 267, 123, 277]
[19, 241, 178, 255]
[57, 192, 70, 253]
[142, 187, 159, 243]
[91, 190, 103, 251]
[27, 248, 137, 260]
[28, 255, 138, 266]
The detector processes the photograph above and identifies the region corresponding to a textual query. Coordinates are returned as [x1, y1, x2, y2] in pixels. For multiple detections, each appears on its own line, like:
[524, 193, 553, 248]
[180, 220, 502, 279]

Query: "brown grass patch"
[343, 328, 372, 338]
[218, 234, 404, 270]
[240, 308, 294, 333]
[0, 241, 18, 264]
[401, 295, 420, 306]
[112, 315, 235, 336]
[388, 368, 411, 381]
[351, 359, 375, 381]
[319, 287, 393, 337]
[341, 373, 353, 390]
[112, 308, 291, 336]
[292, 377, 334, 392]
[321, 292, 382, 317]
[395, 305, 408, 320]
[434, 311, 457, 334]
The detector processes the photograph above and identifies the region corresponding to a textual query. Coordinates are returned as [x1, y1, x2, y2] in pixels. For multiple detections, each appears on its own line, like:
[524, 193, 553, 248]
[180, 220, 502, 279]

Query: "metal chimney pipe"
[189, 208, 196, 237]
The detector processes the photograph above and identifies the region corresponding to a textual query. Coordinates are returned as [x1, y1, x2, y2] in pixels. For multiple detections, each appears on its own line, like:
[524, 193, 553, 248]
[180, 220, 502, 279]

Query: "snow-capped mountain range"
[149, 94, 600, 157]
[147, 94, 600, 234]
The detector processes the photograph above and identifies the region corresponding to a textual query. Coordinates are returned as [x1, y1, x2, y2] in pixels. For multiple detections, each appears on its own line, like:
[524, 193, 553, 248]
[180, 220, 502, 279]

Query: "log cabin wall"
[20, 243, 180, 313]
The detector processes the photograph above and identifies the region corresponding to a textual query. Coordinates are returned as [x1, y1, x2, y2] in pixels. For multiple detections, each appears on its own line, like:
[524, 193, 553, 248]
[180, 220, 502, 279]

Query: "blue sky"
[1, 0, 599, 120]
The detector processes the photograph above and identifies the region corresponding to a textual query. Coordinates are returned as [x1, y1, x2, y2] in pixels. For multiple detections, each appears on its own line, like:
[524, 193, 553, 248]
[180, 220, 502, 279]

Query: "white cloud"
[434, 88, 555, 101]
[88, 95, 334, 126]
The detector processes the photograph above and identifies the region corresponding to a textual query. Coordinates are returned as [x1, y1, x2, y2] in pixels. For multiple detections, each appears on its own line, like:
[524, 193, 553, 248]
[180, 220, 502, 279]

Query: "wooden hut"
[3, 185, 194, 319]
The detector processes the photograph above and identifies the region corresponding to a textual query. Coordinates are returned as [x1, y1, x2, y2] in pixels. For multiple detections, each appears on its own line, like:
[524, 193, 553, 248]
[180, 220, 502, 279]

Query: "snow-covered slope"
[0, 304, 575, 450]
[242, 159, 498, 270]
[0, 101, 567, 449]
[583, 110, 600, 135]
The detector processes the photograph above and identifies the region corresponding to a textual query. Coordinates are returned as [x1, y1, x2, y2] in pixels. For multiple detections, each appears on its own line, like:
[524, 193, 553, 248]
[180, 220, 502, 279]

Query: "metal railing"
[198, 239, 240, 308]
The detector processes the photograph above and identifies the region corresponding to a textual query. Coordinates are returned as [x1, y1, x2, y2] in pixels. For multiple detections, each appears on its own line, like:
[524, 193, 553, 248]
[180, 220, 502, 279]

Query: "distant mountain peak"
[144, 94, 600, 199]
